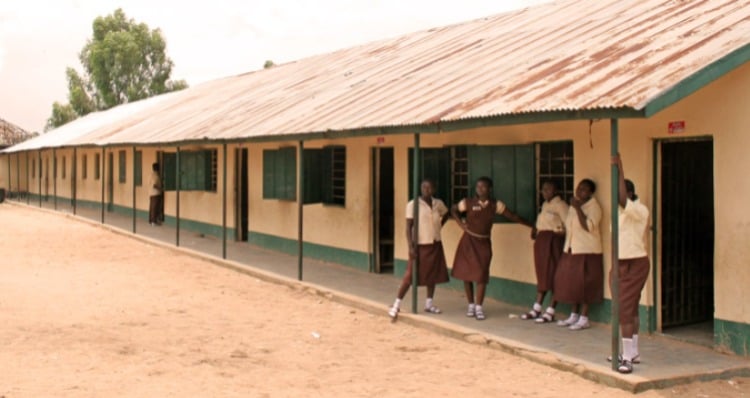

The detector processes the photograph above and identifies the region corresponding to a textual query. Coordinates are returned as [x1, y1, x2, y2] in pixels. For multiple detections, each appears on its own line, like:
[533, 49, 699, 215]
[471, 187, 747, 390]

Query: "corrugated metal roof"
[5, 0, 750, 152]
[0, 118, 33, 147]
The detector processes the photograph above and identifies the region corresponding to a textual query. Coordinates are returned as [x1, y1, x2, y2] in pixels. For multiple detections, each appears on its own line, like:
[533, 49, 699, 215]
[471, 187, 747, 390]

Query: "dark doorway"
[44, 157, 49, 201]
[235, 148, 249, 241]
[660, 139, 714, 331]
[372, 147, 394, 274]
[107, 152, 114, 212]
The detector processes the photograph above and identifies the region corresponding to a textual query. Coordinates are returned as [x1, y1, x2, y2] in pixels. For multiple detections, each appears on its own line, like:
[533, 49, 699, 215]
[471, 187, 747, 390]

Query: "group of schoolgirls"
[387, 155, 650, 374]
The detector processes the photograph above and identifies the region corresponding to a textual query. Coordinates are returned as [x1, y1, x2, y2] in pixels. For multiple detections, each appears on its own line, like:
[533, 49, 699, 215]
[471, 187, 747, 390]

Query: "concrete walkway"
[10, 199, 750, 393]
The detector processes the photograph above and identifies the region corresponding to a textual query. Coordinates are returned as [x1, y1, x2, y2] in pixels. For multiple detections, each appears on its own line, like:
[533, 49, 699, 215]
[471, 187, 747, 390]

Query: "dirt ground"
[0, 204, 747, 398]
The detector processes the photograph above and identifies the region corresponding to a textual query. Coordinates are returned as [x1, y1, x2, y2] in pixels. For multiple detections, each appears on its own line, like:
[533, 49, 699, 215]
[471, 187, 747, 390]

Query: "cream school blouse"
[563, 197, 602, 254]
[618, 198, 649, 259]
[535, 196, 569, 232]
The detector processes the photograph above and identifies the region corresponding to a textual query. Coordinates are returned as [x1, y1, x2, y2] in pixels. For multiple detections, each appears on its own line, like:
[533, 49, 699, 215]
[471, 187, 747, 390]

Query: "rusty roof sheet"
[5, 0, 750, 152]
[0, 118, 33, 147]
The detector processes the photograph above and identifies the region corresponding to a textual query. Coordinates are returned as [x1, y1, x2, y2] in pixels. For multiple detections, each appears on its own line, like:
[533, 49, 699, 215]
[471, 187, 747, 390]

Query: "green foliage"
[45, 102, 78, 131]
[263, 60, 275, 69]
[46, 8, 187, 130]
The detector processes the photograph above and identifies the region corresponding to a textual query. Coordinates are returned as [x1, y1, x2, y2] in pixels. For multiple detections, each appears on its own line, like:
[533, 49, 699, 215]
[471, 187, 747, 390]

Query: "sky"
[0, 0, 548, 133]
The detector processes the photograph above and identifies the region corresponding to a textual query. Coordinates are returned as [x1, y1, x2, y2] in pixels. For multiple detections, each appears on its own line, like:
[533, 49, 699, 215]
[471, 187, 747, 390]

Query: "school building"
[2, 0, 749, 356]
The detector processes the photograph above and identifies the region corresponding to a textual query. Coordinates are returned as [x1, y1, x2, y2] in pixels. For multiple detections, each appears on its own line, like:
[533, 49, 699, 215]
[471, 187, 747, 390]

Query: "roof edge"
[643, 42, 750, 118]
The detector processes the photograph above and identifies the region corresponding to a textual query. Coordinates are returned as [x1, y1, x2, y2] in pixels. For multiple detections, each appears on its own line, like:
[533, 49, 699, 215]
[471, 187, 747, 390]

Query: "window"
[408, 147, 452, 206]
[451, 146, 469, 205]
[263, 147, 296, 200]
[53, 157, 57, 179]
[302, 146, 346, 206]
[134, 150, 143, 186]
[118, 150, 127, 183]
[94, 153, 101, 180]
[537, 141, 574, 206]
[467, 145, 535, 222]
[82, 155, 88, 179]
[62, 157, 66, 179]
[162, 149, 218, 191]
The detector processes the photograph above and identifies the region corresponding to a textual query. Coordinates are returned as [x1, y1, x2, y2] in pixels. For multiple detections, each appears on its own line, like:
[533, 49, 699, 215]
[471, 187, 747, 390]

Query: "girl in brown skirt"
[451, 177, 534, 321]
[608, 154, 650, 374]
[519, 180, 568, 322]
[551, 179, 603, 331]
[388, 179, 450, 320]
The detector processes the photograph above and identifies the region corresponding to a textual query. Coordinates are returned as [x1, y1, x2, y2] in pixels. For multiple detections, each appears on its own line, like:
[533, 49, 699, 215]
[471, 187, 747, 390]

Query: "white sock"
[425, 298, 433, 309]
[633, 334, 639, 357]
[578, 315, 589, 324]
[468, 303, 476, 310]
[545, 307, 555, 315]
[393, 298, 401, 308]
[622, 338, 635, 361]
[475, 304, 483, 312]
[532, 302, 542, 312]
[567, 312, 579, 322]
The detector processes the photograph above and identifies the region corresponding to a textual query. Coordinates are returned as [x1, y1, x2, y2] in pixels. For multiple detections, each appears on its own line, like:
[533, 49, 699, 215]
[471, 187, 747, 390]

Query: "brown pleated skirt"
[610, 256, 650, 324]
[533, 231, 565, 293]
[402, 242, 450, 286]
[451, 233, 493, 283]
[553, 252, 604, 304]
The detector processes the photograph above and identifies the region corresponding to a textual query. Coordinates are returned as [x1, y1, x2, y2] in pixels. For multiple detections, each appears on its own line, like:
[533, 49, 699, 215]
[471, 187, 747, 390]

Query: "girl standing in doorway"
[552, 179, 603, 331]
[520, 180, 568, 322]
[388, 179, 450, 319]
[451, 177, 534, 320]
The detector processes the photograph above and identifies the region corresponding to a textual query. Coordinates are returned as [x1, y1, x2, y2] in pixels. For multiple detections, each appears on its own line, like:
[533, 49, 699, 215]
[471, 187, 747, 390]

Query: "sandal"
[520, 310, 540, 320]
[424, 305, 442, 314]
[475, 307, 486, 321]
[607, 354, 641, 364]
[534, 311, 555, 324]
[617, 359, 634, 374]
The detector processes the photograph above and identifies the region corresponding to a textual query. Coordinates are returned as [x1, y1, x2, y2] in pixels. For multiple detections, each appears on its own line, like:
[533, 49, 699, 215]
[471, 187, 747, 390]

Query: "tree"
[45, 8, 187, 131]
[263, 60, 275, 69]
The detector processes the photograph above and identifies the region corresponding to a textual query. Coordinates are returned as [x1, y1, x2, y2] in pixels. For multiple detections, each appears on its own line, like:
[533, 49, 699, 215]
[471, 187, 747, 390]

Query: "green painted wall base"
[395, 259, 653, 331]
[248, 231, 370, 272]
[715, 319, 750, 356]
[23, 193, 235, 240]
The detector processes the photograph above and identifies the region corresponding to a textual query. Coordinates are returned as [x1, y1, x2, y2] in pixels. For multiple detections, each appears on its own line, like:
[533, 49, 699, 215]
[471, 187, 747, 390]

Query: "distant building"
[0, 118, 34, 149]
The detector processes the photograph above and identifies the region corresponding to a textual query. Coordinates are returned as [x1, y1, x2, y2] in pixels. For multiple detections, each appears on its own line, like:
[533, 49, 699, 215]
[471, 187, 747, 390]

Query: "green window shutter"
[163, 152, 177, 191]
[303, 149, 323, 204]
[467, 145, 535, 223]
[513, 145, 536, 222]
[408, 148, 451, 204]
[134, 151, 142, 186]
[281, 147, 297, 200]
[263, 150, 276, 199]
[118, 150, 126, 183]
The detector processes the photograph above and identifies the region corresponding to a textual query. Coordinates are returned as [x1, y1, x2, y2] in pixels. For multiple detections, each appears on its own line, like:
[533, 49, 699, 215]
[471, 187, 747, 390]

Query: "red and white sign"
[668, 121, 686, 134]
[376, 136, 385, 144]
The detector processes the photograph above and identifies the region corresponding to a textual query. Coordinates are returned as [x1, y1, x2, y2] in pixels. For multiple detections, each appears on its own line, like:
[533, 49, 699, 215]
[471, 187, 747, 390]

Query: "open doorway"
[659, 139, 714, 345]
[372, 147, 394, 274]
[235, 148, 249, 241]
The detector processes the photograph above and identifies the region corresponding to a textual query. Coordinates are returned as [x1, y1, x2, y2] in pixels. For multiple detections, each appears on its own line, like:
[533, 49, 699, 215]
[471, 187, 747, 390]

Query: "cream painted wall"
[0, 151, 31, 192]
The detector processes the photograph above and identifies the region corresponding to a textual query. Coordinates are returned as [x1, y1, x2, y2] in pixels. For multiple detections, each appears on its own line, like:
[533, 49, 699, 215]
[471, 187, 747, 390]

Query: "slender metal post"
[38, 150, 42, 207]
[222, 142, 228, 259]
[610, 119, 621, 371]
[72, 148, 77, 214]
[411, 134, 421, 314]
[101, 147, 105, 223]
[176, 146, 181, 247]
[25, 152, 30, 204]
[132, 146, 137, 233]
[52, 148, 57, 210]
[6, 152, 11, 199]
[297, 141, 304, 281]
[16, 153, 20, 201]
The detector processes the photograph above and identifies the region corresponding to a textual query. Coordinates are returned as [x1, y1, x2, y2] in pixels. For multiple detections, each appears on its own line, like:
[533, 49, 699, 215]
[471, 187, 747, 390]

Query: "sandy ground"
[0, 204, 748, 398]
